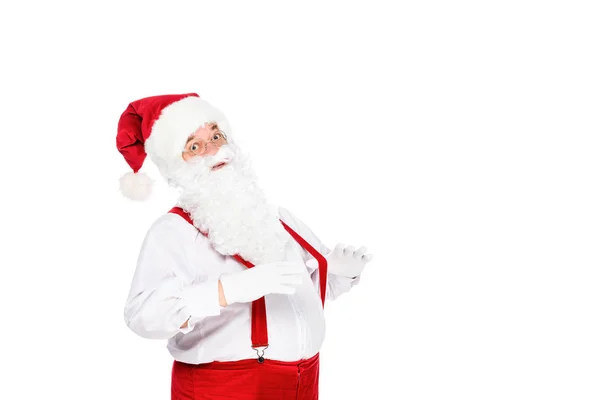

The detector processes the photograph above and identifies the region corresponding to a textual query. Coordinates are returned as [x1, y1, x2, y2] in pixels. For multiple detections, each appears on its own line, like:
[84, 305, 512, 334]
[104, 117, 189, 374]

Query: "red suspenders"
[168, 207, 328, 362]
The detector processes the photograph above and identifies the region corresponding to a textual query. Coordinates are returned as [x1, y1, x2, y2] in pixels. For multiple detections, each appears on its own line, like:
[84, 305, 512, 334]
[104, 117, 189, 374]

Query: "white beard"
[172, 143, 291, 265]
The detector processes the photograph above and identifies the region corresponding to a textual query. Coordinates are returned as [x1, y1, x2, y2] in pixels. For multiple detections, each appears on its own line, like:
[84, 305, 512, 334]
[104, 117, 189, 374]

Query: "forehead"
[186, 122, 219, 143]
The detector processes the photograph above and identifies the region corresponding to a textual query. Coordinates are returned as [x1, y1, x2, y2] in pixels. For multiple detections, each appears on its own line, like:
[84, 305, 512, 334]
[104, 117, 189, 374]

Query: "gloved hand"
[219, 261, 305, 305]
[319, 244, 373, 278]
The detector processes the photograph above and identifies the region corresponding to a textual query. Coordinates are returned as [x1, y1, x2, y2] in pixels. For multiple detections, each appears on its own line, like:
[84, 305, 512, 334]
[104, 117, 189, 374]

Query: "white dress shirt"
[123, 207, 360, 363]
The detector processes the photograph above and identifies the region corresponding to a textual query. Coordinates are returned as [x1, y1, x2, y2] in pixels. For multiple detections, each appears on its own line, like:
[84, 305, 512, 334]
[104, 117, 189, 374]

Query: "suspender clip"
[253, 346, 268, 363]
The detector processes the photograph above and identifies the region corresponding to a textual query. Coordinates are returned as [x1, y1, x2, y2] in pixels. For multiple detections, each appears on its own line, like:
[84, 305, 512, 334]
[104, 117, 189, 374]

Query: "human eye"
[212, 133, 221, 141]
[190, 141, 206, 154]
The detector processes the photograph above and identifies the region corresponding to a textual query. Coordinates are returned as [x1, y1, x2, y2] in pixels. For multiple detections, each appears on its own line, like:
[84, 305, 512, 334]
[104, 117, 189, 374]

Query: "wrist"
[218, 279, 228, 307]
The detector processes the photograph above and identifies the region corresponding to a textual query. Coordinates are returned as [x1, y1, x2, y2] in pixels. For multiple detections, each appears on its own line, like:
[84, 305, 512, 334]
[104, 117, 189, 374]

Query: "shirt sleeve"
[277, 207, 360, 301]
[123, 215, 224, 340]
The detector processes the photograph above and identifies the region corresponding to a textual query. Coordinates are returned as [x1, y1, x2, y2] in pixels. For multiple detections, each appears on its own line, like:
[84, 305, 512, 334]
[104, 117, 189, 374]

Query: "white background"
[1, 1, 599, 399]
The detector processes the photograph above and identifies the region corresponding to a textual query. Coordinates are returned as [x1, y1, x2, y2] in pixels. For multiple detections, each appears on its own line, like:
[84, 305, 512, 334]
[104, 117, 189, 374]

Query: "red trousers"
[171, 353, 320, 400]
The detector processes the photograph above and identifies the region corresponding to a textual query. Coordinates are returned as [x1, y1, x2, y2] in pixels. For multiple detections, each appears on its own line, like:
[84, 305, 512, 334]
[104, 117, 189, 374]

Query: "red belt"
[169, 207, 328, 362]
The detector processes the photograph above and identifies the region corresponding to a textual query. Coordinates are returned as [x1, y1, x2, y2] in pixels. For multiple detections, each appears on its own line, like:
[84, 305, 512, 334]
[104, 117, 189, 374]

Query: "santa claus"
[118, 93, 373, 399]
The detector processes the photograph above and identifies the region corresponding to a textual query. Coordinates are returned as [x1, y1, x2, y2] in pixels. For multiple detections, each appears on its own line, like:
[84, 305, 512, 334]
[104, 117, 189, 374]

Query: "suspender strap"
[230, 254, 269, 348]
[279, 221, 328, 307]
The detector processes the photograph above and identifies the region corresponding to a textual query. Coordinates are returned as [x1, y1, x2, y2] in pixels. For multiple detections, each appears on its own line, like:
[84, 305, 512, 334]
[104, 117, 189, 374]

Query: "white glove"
[219, 261, 305, 305]
[322, 243, 373, 278]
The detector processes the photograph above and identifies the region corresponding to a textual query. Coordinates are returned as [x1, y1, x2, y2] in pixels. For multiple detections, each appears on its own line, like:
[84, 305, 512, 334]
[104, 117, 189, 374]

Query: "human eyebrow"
[185, 134, 196, 145]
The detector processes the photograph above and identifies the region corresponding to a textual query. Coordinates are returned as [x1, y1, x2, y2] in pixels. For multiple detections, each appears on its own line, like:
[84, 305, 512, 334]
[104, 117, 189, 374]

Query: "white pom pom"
[119, 171, 153, 201]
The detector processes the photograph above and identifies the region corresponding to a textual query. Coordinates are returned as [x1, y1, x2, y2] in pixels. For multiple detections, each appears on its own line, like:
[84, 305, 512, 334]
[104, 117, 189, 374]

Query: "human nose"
[205, 141, 220, 156]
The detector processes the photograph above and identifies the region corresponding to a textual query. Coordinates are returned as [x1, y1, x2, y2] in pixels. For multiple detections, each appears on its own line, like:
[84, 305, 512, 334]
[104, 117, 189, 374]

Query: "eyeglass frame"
[182, 129, 229, 157]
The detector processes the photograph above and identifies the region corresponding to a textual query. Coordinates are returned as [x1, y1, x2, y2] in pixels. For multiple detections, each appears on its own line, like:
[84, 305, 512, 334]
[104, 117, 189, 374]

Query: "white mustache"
[205, 145, 235, 168]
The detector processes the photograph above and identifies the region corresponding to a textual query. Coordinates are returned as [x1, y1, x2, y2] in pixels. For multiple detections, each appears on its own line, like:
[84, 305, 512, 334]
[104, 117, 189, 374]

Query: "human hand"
[219, 261, 305, 305]
[325, 244, 373, 278]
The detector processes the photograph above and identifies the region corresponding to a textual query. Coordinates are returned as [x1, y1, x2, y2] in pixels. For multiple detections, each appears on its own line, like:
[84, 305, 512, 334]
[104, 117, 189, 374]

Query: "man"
[117, 93, 373, 399]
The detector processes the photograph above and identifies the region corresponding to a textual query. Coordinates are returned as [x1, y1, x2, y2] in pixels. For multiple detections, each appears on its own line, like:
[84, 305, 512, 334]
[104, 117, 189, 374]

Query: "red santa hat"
[116, 93, 232, 200]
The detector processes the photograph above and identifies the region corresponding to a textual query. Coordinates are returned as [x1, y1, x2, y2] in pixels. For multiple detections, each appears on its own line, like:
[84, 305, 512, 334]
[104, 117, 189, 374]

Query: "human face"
[182, 122, 228, 164]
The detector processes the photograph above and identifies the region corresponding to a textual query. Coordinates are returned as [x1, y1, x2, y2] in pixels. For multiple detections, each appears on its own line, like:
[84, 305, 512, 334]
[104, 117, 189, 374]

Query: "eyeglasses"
[184, 130, 228, 157]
